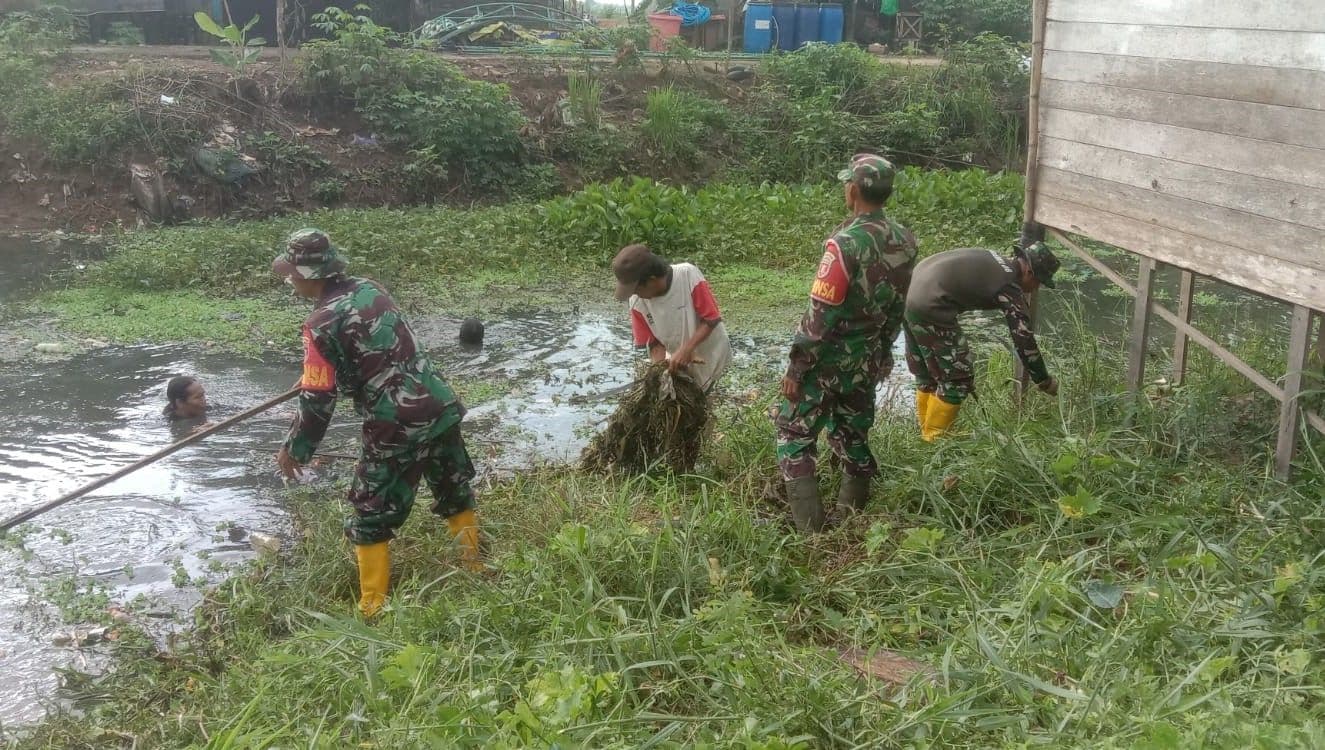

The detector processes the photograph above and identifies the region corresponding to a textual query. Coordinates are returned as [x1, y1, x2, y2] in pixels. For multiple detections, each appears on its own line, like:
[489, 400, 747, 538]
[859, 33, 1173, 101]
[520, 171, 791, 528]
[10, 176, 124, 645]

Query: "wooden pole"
[1014, 0, 1049, 399]
[0, 389, 300, 533]
[1050, 229, 1325, 437]
[276, 0, 287, 64]
[1313, 311, 1325, 371]
[1275, 305, 1313, 479]
[1126, 257, 1156, 391]
[1173, 269, 1195, 385]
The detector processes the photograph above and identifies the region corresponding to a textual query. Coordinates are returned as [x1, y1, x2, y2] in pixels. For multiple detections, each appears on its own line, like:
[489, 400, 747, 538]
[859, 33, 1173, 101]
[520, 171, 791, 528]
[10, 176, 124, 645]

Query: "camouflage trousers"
[773, 371, 877, 481]
[903, 312, 973, 404]
[344, 425, 477, 545]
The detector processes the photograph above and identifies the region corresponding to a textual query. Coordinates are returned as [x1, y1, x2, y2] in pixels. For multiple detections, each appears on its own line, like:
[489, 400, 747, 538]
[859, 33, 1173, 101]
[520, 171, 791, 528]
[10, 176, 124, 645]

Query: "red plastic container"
[646, 12, 683, 52]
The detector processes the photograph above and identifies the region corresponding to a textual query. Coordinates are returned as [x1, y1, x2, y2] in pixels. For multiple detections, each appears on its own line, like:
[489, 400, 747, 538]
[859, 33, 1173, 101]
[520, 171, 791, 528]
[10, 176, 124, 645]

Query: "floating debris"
[580, 363, 708, 474]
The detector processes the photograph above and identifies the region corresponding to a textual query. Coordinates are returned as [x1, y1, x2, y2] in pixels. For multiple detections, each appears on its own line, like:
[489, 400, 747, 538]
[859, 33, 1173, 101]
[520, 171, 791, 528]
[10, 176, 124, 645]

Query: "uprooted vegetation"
[0, 6, 1029, 230]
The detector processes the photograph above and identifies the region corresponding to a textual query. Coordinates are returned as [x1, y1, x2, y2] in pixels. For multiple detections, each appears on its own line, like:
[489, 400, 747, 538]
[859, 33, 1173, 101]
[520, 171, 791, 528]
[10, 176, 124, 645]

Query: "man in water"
[775, 153, 918, 532]
[272, 228, 481, 617]
[612, 244, 731, 392]
[163, 375, 207, 420]
[903, 242, 1061, 441]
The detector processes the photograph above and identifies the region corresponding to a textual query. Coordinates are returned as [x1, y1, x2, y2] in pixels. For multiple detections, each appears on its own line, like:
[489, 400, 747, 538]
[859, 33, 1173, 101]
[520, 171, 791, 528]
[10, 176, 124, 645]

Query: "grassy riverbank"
[35, 168, 1023, 355]
[10, 307, 1324, 747]
[9, 166, 1325, 748]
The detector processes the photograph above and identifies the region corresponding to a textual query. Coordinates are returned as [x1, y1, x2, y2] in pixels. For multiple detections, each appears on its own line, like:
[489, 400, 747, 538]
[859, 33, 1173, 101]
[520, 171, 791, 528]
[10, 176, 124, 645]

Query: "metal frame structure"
[416, 3, 593, 45]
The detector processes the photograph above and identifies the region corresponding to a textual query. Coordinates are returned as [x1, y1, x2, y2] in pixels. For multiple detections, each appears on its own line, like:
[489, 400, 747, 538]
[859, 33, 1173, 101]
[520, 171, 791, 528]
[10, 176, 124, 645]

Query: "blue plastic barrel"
[743, 2, 774, 53]
[818, 3, 844, 43]
[771, 2, 797, 50]
[793, 3, 820, 47]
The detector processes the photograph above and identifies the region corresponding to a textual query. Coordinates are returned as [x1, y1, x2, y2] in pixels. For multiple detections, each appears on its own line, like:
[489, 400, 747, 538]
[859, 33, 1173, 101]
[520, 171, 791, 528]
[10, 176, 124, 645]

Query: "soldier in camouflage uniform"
[272, 229, 481, 618]
[903, 243, 1061, 441]
[774, 154, 918, 532]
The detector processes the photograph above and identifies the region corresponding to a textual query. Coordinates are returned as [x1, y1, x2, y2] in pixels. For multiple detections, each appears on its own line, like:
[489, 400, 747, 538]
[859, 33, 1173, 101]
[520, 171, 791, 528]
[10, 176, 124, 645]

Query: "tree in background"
[922, 0, 1031, 45]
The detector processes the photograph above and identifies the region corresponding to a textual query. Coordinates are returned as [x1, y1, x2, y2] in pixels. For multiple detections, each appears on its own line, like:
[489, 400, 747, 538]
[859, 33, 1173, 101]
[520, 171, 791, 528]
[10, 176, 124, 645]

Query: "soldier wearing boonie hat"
[903, 240, 1062, 442]
[272, 228, 483, 618]
[774, 153, 919, 532]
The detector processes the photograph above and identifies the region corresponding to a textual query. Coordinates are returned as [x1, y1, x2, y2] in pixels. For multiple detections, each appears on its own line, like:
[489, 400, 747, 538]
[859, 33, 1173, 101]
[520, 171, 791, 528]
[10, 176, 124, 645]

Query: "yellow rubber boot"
[922, 399, 962, 442]
[355, 541, 390, 618]
[916, 391, 934, 431]
[447, 509, 483, 572]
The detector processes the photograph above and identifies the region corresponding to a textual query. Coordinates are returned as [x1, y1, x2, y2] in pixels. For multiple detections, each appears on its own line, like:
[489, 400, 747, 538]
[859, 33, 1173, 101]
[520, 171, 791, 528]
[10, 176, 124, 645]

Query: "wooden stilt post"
[1127, 257, 1156, 391]
[1275, 305, 1314, 480]
[1014, 0, 1049, 402]
[1313, 311, 1325, 371]
[1173, 269, 1195, 386]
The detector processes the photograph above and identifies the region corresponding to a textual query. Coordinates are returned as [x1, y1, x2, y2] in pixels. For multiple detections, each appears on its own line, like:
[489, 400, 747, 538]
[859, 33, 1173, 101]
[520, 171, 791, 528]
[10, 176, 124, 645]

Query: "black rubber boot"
[836, 474, 871, 515]
[785, 475, 826, 533]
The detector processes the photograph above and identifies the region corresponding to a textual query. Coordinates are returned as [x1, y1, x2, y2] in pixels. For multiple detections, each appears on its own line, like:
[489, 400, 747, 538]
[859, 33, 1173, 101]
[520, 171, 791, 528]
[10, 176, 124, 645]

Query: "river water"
[0, 234, 1293, 725]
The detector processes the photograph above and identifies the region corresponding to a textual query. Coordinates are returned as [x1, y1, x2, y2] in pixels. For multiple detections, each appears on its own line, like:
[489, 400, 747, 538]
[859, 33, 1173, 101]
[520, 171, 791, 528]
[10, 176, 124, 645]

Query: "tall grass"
[11, 294, 1324, 748]
[566, 73, 602, 129]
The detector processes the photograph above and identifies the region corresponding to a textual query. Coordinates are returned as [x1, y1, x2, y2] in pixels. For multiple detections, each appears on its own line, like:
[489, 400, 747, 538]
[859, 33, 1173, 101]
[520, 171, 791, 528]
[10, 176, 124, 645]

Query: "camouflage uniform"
[280, 234, 475, 546]
[774, 159, 918, 481]
[903, 245, 1055, 404]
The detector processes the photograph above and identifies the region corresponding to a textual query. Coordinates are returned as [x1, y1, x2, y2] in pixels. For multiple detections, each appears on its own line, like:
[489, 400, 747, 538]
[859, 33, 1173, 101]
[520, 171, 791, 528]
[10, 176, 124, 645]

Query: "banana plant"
[194, 12, 266, 77]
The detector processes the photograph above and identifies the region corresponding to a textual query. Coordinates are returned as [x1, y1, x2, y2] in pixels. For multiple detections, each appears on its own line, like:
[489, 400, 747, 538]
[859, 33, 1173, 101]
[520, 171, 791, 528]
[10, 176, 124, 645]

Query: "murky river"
[0, 233, 1294, 725]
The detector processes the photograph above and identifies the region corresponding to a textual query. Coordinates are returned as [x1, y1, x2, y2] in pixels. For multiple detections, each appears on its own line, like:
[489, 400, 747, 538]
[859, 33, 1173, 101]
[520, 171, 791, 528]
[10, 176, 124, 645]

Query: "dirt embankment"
[0, 47, 750, 234]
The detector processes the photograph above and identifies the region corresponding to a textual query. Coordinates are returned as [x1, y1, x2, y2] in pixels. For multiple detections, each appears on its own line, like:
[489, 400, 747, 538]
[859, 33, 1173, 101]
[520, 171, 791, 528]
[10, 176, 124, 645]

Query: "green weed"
[567, 73, 603, 128]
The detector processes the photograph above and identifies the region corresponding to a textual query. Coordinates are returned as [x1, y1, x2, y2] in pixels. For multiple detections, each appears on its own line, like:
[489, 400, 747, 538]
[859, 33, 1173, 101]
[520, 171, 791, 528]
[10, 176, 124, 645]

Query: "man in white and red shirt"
[612, 244, 731, 392]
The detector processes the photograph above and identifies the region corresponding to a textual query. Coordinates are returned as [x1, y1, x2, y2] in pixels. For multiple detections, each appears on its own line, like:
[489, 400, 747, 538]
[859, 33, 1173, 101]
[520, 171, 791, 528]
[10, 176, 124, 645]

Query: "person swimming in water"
[163, 375, 208, 420]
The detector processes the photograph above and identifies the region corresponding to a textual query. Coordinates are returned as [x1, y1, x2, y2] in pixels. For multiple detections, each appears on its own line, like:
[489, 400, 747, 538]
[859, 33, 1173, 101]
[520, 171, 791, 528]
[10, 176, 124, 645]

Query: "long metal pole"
[0, 389, 299, 533]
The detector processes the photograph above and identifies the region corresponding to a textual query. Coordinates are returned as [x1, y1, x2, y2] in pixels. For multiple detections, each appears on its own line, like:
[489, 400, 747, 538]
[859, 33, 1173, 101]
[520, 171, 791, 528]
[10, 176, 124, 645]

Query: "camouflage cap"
[271, 228, 347, 281]
[1016, 241, 1060, 289]
[836, 153, 896, 192]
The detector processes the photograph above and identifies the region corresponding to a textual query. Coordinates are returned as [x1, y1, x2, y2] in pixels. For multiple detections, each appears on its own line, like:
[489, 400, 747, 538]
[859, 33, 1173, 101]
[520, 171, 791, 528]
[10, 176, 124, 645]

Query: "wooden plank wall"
[1033, 0, 1325, 313]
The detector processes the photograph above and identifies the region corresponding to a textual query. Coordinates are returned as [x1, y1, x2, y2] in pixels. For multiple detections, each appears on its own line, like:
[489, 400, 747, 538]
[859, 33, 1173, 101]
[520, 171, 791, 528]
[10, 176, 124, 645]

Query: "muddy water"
[0, 236, 99, 304]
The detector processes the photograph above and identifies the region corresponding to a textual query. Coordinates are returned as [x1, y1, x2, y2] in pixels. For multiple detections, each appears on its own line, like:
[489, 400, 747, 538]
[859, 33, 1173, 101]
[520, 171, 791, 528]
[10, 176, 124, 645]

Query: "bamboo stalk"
[0, 389, 299, 533]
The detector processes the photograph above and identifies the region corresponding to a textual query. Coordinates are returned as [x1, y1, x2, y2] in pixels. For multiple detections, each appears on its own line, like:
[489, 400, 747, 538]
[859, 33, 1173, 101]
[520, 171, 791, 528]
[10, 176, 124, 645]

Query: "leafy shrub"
[400, 146, 449, 202]
[103, 21, 144, 46]
[0, 6, 84, 54]
[3, 80, 135, 165]
[361, 81, 528, 192]
[547, 126, 636, 183]
[247, 132, 331, 176]
[301, 6, 451, 104]
[923, 0, 1032, 44]
[0, 53, 44, 105]
[539, 178, 709, 258]
[871, 102, 947, 159]
[643, 87, 752, 168]
[741, 89, 869, 183]
[311, 177, 346, 204]
[890, 167, 1024, 251]
[761, 43, 885, 114]
[927, 33, 1029, 165]
[512, 163, 562, 201]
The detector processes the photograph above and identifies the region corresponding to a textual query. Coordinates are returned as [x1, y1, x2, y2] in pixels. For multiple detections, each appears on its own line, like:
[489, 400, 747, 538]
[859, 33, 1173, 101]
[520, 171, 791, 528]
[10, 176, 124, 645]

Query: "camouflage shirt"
[906, 248, 1050, 383]
[786, 210, 919, 381]
[284, 276, 464, 462]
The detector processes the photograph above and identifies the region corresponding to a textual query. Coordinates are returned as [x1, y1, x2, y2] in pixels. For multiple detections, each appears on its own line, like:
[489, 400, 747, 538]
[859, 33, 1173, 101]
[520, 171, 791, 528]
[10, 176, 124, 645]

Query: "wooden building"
[1022, 0, 1325, 477]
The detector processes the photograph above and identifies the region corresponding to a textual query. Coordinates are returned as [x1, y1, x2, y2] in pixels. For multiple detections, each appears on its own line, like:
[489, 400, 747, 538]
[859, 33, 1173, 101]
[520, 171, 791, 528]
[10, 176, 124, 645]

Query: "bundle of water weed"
[581, 363, 708, 474]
